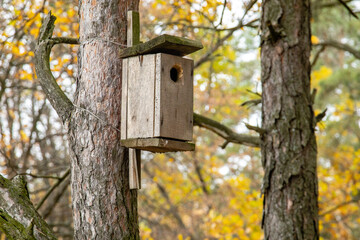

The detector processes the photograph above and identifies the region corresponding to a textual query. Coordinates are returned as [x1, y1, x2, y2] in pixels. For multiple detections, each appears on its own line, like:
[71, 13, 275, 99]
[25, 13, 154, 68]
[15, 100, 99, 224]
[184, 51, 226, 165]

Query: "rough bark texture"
[260, 1, 319, 239]
[66, 0, 140, 239]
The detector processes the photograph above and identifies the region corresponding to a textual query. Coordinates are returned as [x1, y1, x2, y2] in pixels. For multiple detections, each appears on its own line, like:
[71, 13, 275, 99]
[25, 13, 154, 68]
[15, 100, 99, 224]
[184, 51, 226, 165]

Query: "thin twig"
[73, 104, 122, 133]
[311, 46, 325, 68]
[320, 198, 359, 217]
[216, 0, 227, 28]
[314, 40, 360, 59]
[337, 0, 359, 19]
[193, 113, 260, 147]
[17, 172, 62, 180]
[241, 99, 261, 108]
[246, 89, 262, 97]
[36, 168, 70, 210]
[244, 123, 267, 134]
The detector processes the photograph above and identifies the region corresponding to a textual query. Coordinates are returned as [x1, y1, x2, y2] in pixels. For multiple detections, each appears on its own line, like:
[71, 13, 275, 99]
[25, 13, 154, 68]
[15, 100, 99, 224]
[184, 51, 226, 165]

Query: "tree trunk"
[260, 1, 319, 239]
[67, 0, 140, 239]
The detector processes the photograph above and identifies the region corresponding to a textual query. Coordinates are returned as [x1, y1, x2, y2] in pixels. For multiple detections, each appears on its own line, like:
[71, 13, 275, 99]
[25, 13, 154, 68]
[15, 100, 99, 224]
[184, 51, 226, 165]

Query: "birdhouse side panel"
[126, 54, 156, 139]
[121, 58, 128, 140]
[154, 53, 193, 141]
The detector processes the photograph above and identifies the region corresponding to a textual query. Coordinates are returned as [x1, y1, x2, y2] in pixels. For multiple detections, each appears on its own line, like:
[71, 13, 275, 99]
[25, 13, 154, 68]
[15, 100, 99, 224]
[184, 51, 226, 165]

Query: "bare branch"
[320, 195, 360, 217]
[241, 99, 261, 108]
[41, 178, 71, 219]
[315, 40, 360, 59]
[52, 37, 79, 45]
[143, 164, 193, 238]
[311, 46, 325, 68]
[35, 12, 77, 123]
[336, 0, 359, 19]
[194, 0, 259, 68]
[17, 172, 62, 180]
[244, 123, 267, 134]
[193, 113, 260, 148]
[317, 0, 352, 8]
[36, 168, 70, 210]
[216, 0, 227, 28]
[315, 108, 327, 123]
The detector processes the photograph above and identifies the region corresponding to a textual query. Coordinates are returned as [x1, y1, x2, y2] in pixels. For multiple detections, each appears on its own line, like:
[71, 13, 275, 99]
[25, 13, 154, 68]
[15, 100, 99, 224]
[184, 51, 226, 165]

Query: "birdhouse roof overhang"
[120, 34, 203, 58]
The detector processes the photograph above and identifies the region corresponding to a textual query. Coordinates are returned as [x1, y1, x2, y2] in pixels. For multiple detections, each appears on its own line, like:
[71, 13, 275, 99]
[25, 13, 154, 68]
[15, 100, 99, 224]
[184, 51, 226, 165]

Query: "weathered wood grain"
[154, 53, 193, 141]
[120, 138, 195, 152]
[129, 149, 141, 189]
[127, 54, 156, 139]
[120, 34, 203, 58]
[122, 53, 193, 142]
[127, 11, 140, 47]
[121, 58, 128, 140]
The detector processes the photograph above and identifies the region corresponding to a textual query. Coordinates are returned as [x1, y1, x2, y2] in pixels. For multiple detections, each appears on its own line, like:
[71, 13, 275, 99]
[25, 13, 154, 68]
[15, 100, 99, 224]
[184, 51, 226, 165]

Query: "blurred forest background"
[1, 0, 360, 239]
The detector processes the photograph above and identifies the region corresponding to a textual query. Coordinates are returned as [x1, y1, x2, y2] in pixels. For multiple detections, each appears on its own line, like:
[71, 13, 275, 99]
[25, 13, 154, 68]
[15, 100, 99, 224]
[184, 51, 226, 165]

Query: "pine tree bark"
[66, 0, 140, 239]
[260, 1, 319, 239]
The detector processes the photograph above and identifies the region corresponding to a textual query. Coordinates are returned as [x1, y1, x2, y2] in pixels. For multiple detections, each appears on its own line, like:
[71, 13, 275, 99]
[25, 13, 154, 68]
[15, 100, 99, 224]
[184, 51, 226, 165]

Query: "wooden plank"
[129, 149, 141, 189]
[153, 54, 162, 137]
[120, 34, 203, 58]
[155, 53, 193, 141]
[127, 11, 140, 47]
[121, 58, 128, 140]
[127, 54, 156, 139]
[120, 138, 195, 153]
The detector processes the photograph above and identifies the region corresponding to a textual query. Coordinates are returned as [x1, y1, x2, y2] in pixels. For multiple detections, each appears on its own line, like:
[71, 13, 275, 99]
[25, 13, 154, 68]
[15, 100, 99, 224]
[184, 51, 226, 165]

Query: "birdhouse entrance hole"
[170, 64, 183, 82]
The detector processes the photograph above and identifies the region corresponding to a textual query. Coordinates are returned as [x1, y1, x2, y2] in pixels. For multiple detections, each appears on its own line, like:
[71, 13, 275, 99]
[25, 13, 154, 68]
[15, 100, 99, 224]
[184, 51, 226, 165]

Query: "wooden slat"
[155, 53, 193, 141]
[129, 149, 141, 189]
[127, 55, 156, 138]
[120, 34, 203, 58]
[121, 58, 128, 140]
[154, 54, 162, 137]
[120, 138, 195, 153]
[127, 11, 140, 47]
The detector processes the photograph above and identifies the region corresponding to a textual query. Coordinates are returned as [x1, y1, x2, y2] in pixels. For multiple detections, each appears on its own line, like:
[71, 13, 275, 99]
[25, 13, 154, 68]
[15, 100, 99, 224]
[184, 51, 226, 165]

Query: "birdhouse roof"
[120, 34, 203, 58]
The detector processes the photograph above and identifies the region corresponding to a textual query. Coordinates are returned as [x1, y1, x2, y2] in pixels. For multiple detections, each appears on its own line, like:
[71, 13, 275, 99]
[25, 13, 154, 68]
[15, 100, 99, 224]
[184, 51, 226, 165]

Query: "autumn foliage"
[0, 0, 360, 239]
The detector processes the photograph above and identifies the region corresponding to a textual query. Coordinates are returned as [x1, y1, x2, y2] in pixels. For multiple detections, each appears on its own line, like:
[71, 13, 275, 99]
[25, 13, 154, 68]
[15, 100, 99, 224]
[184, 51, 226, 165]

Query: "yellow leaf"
[9, 110, 15, 119]
[67, 9, 75, 18]
[311, 35, 320, 44]
[34, 91, 44, 100]
[30, 28, 39, 37]
[20, 130, 29, 143]
[59, 25, 69, 32]
[311, 66, 332, 88]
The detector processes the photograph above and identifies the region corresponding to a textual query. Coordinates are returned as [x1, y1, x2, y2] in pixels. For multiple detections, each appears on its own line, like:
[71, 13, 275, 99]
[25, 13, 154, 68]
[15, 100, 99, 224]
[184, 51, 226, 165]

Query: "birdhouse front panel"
[121, 53, 193, 141]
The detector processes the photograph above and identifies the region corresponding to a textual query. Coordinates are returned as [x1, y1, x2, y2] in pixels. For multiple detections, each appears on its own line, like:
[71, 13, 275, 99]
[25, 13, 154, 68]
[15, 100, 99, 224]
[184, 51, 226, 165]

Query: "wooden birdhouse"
[120, 11, 202, 189]
[120, 12, 203, 154]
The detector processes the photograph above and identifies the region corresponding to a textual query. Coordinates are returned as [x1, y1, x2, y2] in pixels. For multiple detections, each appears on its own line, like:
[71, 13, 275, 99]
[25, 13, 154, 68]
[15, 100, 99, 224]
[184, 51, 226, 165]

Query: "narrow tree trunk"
[260, 1, 319, 239]
[67, 0, 140, 239]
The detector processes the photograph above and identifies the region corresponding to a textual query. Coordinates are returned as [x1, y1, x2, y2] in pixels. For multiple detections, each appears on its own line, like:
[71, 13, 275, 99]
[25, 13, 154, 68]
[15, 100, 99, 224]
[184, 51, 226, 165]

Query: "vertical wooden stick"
[127, 11, 141, 190]
[129, 149, 141, 189]
[127, 11, 140, 47]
